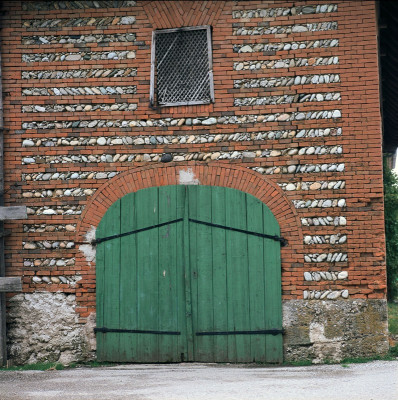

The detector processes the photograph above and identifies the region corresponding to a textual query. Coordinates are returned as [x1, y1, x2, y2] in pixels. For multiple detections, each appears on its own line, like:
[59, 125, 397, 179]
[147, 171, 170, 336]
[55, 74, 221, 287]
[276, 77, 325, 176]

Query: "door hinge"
[196, 329, 284, 336]
[94, 327, 181, 335]
[189, 218, 287, 246]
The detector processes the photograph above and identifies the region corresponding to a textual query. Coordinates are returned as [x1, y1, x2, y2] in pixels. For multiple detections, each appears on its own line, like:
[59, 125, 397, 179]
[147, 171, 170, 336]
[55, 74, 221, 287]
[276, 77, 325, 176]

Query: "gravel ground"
[0, 360, 397, 400]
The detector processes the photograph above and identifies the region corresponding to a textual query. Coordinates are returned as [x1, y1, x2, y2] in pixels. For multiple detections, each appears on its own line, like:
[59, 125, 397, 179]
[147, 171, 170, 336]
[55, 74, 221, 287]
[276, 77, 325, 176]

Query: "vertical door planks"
[96, 185, 283, 363]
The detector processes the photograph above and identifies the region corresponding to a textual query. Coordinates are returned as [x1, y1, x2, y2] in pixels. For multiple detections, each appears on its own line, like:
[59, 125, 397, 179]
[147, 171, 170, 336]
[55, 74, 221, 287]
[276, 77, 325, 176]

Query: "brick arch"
[77, 163, 302, 245]
[75, 163, 304, 316]
[141, 1, 226, 29]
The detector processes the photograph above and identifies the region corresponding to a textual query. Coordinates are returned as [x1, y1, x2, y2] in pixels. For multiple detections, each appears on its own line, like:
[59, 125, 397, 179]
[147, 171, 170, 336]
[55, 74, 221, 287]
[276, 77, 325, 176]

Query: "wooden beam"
[0, 277, 22, 293]
[0, 206, 27, 221]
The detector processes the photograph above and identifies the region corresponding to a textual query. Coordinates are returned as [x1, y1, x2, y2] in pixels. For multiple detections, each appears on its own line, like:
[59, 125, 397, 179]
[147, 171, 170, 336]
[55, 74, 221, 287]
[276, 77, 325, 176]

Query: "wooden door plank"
[210, 186, 228, 362]
[158, 185, 177, 361]
[176, 186, 188, 361]
[263, 205, 283, 363]
[225, 188, 250, 362]
[102, 200, 121, 361]
[119, 192, 138, 361]
[135, 187, 160, 362]
[184, 186, 194, 360]
[246, 195, 266, 362]
[95, 215, 106, 360]
[191, 185, 214, 361]
[158, 185, 184, 361]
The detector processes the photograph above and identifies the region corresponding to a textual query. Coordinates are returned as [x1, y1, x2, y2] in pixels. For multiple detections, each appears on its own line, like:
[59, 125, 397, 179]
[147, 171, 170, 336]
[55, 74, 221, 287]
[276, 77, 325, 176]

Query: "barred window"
[150, 26, 214, 107]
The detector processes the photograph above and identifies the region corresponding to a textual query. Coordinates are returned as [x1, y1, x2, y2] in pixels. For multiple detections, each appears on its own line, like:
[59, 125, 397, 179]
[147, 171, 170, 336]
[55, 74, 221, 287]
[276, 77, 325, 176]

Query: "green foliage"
[0, 360, 114, 371]
[283, 360, 313, 367]
[384, 159, 398, 300]
[340, 353, 397, 364]
[388, 302, 398, 335]
[389, 343, 398, 357]
[0, 362, 63, 371]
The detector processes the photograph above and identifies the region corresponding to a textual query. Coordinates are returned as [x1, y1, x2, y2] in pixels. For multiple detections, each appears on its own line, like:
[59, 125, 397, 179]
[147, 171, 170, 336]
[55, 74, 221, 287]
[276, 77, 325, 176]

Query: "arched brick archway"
[75, 163, 304, 318]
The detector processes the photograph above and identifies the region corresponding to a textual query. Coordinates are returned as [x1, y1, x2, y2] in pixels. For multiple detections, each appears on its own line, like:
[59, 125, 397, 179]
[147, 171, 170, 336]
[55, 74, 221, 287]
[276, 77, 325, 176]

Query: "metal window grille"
[150, 26, 214, 107]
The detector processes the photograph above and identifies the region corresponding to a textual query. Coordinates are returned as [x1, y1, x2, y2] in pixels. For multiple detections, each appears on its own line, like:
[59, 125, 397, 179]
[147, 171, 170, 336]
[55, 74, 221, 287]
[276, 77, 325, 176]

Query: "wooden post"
[0, 47, 26, 366]
[0, 206, 27, 221]
[0, 278, 22, 293]
[0, 208, 25, 367]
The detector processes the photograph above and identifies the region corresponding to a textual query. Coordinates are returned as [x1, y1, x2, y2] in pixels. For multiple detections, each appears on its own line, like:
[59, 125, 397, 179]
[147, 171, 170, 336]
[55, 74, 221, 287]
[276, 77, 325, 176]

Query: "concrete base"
[6, 293, 95, 365]
[7, 293, 389, 365]
[283, 299, 389, 363]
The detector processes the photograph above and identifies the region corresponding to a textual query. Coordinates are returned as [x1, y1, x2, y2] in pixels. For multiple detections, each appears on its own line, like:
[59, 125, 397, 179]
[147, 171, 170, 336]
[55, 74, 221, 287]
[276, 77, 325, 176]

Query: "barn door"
[95, 185, 283, 363]
[96, 186, 187, 362]
[188, 186, 282, 363]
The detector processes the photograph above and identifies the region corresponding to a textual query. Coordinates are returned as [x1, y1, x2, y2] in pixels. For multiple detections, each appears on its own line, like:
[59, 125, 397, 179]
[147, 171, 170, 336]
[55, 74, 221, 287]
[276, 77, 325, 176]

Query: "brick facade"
[0, 1, 388, 364]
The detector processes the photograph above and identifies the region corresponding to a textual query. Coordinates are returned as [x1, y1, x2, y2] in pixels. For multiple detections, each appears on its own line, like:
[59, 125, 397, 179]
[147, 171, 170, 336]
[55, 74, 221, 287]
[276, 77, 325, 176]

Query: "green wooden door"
[96, 185, 283, 363]
[96, 186, 187, 362]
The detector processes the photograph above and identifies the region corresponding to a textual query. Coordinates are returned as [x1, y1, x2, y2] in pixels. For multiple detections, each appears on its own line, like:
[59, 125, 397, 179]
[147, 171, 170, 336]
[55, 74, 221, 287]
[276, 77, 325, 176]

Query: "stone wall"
[1, 0, 388, 363]
[7, 292, 95, 365]
[283, 299, 389, 363]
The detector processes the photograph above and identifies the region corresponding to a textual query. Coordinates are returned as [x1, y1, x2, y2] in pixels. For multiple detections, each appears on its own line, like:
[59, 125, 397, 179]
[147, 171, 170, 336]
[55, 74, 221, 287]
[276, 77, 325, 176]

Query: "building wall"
[1, 0, 388, 364]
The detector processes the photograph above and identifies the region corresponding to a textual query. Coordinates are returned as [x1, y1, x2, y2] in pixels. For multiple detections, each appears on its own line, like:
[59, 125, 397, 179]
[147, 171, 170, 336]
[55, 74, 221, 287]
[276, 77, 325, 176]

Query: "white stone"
[22, 139, 35, 147]
[270, 150, 281, 157]
[42, 209, 57, 215]
[337, 234, 346, 244]
[202, 117, 217, 125]
[292, 25, 308, 32]
[304, 272, 312, 281]
[239, 45, 253, 53]
[120, 16, 136, 24]
[320, 290, 330, 299]
[327, 291, 341, 300]
[277, 113, 290, 122]
[65, 54, 81, 61]
[341, 290, 349, 299]
[322, 200, 332, 208]
[306, 147, 315, 155]
[338, 271, 348, 280]
[97, 137, 106, 145]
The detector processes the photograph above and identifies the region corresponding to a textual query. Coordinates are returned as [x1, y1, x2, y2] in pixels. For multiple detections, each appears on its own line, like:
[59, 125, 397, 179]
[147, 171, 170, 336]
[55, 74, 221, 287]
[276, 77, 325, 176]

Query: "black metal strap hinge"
[189, 218, 287, 246]
[93, 218, 183, 245]
[94, 327, 181, 335]
[94, 217, 287, 247]
[196, 329, 284, 336]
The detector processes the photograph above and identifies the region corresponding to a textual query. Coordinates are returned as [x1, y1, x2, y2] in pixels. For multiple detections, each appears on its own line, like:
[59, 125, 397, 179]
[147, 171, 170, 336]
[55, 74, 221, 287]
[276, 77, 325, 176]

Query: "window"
[150, 26, 214, 107]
